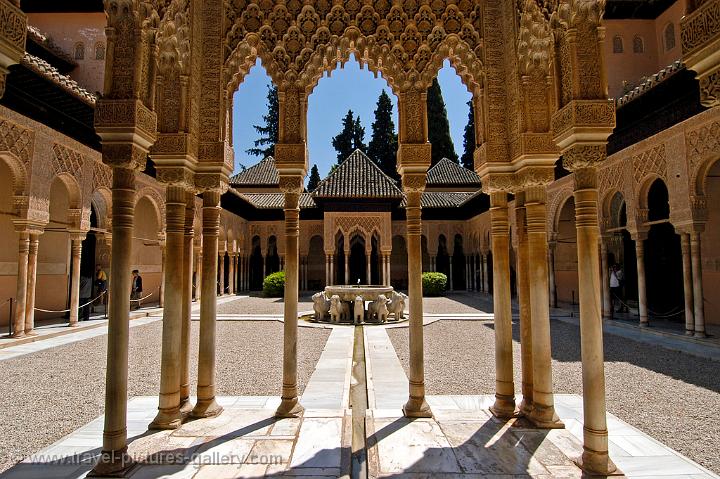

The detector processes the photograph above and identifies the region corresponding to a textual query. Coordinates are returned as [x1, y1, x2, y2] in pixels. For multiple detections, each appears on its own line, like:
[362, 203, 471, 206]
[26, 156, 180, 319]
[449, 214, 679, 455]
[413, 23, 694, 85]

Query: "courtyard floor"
[0, 292, 718, 477]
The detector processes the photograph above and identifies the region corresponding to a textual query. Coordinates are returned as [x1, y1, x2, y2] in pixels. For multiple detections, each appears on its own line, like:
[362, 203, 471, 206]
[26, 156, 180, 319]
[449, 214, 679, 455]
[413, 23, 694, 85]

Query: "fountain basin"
[324, 285, 394, 302]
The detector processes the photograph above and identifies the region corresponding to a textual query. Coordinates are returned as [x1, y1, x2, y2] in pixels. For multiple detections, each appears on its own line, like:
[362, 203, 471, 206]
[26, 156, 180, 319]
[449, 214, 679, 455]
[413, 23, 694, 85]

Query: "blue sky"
[232, 60, 472, 181]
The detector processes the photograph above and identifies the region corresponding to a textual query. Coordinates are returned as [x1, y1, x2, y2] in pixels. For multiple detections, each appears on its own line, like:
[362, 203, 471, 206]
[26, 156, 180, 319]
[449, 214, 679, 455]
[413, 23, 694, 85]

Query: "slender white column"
[634, 233, 648, 326]
[548, 243, 557, 308]
[68, 234, 85, 327]
[11, 229, 29, 338]
[681, 233, 694, 335]
[600, 238, 610, 319]
[218, 253, 225, 296]
[690, 231, 706, 337]
[344, 251, 349, 284]
[366, 250, 371, 284]
[24, 231, 41, 335]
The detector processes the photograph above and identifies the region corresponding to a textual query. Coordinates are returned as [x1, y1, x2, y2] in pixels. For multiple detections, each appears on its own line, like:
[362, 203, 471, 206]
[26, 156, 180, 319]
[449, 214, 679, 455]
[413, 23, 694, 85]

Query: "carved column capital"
[194, 173, 229, 194]
[155, 166, 195, 189]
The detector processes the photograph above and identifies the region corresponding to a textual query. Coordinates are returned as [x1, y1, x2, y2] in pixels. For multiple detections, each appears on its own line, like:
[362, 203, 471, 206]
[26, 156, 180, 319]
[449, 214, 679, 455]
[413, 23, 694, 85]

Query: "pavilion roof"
[229, 156, 280, 186]
[236, 192, 316, 209]
[426, 158, 481, 186]
[312, 149, 403, 199]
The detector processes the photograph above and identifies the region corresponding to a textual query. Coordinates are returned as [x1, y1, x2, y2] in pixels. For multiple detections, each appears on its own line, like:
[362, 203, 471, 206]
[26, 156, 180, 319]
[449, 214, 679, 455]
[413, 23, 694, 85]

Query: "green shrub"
[422, 272, 447, 296]
[263, 271, 285, 297]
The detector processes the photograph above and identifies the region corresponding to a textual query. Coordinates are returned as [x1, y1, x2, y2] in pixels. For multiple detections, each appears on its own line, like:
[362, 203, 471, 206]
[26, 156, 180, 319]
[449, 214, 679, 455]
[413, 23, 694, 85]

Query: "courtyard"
[1, 293, 718, 477]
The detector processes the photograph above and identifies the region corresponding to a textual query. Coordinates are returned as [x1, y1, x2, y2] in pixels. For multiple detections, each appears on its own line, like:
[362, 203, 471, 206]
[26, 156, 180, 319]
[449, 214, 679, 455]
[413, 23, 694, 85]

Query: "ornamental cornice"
[94, 99, 158, 150]
[397, 143, 431, 175]
[551, 99, 615, 149]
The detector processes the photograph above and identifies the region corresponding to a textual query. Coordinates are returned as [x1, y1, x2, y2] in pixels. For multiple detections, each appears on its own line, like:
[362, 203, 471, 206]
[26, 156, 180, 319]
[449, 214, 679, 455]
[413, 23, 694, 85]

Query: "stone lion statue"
[367, 294, 389, 323]
[387, 291, 407, 320]
[329, 295, 349, 323]
[312, 292, 330, 321]
[353, 296, 365, 324]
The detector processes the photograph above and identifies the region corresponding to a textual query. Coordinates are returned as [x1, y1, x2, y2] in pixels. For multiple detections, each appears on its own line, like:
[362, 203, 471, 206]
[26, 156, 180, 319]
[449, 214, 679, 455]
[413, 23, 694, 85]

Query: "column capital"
[195, 173, 229, 194]
[155, 167, 196, 190]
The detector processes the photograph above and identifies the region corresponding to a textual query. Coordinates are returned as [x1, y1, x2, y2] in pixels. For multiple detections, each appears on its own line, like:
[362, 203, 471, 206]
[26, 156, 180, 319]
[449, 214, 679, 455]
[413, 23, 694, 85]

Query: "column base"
[489, 394, 517, 419]
[518, 398, 533, 417]
[24, 330, 38, 336]
[639, 320, 649, 328]
[87, 448, 137, 478]
[191, 398, 223, 419]
[403, 396, 433, 418]
[685, 330, 694, 336]
[179, 397, 194, 416]
[275, 396, 304, 418]
[527, 404, 565, 429]
[9, 331, 26, 339]
[148, 407, 183, 430]
[694, 331, 706, 338]
[575, 449, 621, 476]
[69, 322, 79, 328]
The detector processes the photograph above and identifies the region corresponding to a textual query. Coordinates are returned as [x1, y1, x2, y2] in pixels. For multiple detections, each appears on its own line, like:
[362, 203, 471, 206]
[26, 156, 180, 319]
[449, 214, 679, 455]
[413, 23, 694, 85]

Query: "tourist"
[609, 264, 624, 316]
[131, 270, 143, 310]
[94, 265, 107, 312]
[79, 274, 92, 321]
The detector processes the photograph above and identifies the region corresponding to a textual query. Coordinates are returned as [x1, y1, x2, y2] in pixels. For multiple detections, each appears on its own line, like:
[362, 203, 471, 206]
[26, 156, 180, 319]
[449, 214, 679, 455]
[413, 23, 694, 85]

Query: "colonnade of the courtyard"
[2, 0, 718, 476]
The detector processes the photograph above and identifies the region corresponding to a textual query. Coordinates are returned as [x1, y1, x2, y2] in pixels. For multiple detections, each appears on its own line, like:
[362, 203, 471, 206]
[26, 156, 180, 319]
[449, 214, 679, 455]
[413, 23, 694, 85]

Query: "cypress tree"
[246, 85, 279, 158]
[427, 78, 458, 166]
[352, 115, 366, 153]
[460, 100, 475, 170]
[332, 109, 356, 163]
[307, 164, 321, 191]
[367, 90, 398, 179]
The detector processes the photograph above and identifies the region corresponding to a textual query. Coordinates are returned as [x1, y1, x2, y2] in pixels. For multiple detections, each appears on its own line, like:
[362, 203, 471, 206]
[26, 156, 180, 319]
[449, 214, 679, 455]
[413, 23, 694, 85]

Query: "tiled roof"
[26, 26, 76, 67]
[426, 158, 481, 185]
[229, 156, 280, 186]
[617, 61, 683, 107]
[21, 53, 97, 105]
[399, 191, 476, 209]
[237, 192, 316, 209]
[313, 149, 402, 198]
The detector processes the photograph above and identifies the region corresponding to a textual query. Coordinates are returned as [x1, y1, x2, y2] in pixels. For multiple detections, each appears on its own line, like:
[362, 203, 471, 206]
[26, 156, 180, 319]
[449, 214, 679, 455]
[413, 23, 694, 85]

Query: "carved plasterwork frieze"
[686, 119, 720, 195]
[680, 0, 720, 106]
[94, 99, 158, 144]
[397, 143, 431, 174]
[0, 0, 27, 96]
[551, 100, 615, 147]
[52, 144, 85, 179]
[632, 144, 667, 187]
[0, 118, 33, 166]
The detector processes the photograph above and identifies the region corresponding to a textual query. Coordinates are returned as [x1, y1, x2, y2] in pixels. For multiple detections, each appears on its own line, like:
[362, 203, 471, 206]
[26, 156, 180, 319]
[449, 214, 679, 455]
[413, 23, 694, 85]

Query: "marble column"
[366, 250, 371, 284]
[514, 196, 533, 417]
[195, 251, 202, 303]
[344, 251, 349, 284]
[275, 182, 304, 418]
[690, 231, 705, 338]
[95, 167, 136, 475]
[448, 260, 454, 291]
[330, 254, 335, 285]
[68, 234, 84, 327]
[479, 254, 485, 292]
[483, 254, 490, 293]
[229, 254, 235, 295]
[159, 242, 166, 308]
[600, 238, 611, 319]
[24, 231, 41, 335]
[634, 233, 648, 326]
[680, 233, 694, 335]
[526, 186, 562, 428]
[150, 186, 186, 429]
[489, 192, 516, 418]
[180, 191, 195, 415]
[11, 229, 29, 338]
[402, 188, 432, 418]
[218, 253, 225, 296]
[192, 190, 223, 419]
[430, 254, 436, 272]
[548, 241, 557, 308]
[325, 254, 330, 287]
[573, 166, 616, 475]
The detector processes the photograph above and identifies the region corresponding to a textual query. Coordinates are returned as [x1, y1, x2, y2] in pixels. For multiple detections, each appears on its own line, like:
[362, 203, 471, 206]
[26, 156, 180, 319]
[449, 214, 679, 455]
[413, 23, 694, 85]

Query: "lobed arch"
[0, 152, 28, 197]
[550, 190, 575, 236]
[90, 187, 113, 230]
[52, 173, 83, 211]
[600, 188, 628, 230]
[636, 174, 668, 213]
[693, 153, 720, 198]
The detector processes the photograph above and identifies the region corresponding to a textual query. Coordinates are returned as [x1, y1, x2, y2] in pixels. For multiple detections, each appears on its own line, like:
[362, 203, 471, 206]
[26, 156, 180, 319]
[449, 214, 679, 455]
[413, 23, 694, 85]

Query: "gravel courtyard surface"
[0, 320, 329, 473]
[422, 292, 496, 314]
[388, 319, 720, 473]
[216, 294, 314, 315]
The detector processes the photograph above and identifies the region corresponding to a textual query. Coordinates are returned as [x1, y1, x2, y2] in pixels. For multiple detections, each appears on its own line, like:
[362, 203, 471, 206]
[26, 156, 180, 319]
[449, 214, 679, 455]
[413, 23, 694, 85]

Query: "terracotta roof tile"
[237, 192, 316, 209]
[229, 156, 280, 186]
[21, 53, 97, 105]
[26, 26, 77, 67]
[313, 149, 402, 198]
[399, 191, 476, 208]
[426, 157, 481, 185]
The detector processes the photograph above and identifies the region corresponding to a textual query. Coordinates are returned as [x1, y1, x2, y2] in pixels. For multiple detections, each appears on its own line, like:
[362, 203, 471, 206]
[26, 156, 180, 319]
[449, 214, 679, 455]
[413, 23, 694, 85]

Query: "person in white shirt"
[609, 264, 624, 316]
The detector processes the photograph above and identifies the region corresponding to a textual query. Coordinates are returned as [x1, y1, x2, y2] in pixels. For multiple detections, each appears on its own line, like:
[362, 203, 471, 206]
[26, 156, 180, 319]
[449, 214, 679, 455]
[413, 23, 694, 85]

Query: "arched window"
[74, 42, 85, 60]
[633, 35, 644, 53]
[664, 23, 676, 51]
[612, 35, 624, 53]
[95, 42, 105, 60]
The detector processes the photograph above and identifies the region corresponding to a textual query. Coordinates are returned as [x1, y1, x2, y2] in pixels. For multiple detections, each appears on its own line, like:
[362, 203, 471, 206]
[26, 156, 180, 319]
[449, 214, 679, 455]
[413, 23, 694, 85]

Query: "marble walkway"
[1, 320, 717, 478]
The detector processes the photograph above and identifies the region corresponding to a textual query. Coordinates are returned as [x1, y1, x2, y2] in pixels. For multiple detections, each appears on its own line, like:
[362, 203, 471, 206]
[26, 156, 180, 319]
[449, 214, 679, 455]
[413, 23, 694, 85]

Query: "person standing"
[79, 274, 92, 321]
[94, 265, 107, 312]
[131, 269, 143, 310]
[609, 263, 624, 317]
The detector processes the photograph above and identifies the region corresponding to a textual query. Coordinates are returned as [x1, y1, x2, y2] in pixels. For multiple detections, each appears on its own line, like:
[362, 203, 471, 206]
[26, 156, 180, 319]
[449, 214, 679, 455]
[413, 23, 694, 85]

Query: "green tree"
[367, 90, 398, 179]
[246, 85, 279, 158]
[460, 100, 475, 170]
[352, 116, 366, 152]
[307, 164, 321, 191]
[332, 110, 355, 162]
[332, 109, 366, 162]
[427, 78, 458, 166]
